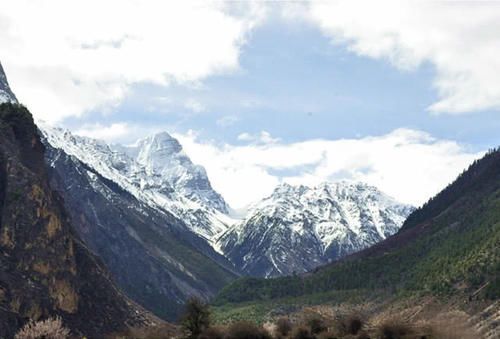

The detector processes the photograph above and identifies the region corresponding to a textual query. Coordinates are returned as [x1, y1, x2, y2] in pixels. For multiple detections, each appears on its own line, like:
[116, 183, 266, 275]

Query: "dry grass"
[105, 325, 181, 339]
[224, 321, 272, 339]
[198, 326, 226, 339]
[423, 311, 479, 339]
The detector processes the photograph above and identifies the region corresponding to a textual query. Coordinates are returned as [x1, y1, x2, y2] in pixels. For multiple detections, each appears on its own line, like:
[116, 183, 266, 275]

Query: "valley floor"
[210, 293, 499, 339]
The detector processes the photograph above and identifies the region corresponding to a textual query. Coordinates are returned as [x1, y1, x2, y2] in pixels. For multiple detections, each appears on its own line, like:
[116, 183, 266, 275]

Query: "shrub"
[376, 319, 413, 339]
[291, 326, 315, 339]
[334, 314, 364, 335]
[224, 321, 271, 339]
[14, 317, 70, 339]
[198, 326, 225, 339]
[180, 296, 211, 339]
[276, 318, 293, 337]
[306, 317, 327, 335]
[355, 331, 371, 339]
[316, 331, 338, 339]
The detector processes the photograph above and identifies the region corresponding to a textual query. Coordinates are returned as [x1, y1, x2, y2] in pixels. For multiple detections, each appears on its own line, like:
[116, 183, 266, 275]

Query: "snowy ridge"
[218, 181, 414, 277]
[0, 62, 18, 104]
[39, 125, 234, 243]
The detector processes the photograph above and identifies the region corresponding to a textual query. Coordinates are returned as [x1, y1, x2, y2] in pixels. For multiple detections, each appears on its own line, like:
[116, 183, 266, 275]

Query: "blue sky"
[1, 1, 499, 208]
[63, 11, 498, 152]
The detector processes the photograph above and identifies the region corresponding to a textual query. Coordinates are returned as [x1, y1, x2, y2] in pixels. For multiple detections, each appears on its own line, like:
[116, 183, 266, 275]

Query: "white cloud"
[184, 98, 206, 113]
[73, 122, 173, 144]
[0, 1, 266, 123]
[237, 131, 280, 144]
[301, 1, 500, 114]
[175, 129, 483, 209]
[74, 123, 130, 141]
[216, 115, 239, 127]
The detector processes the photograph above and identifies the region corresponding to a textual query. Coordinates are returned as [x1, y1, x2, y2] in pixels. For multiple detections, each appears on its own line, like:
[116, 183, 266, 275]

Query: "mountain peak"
[0, 62, 18, 104]
[142, 131, 182, 153]
[219, 180, 414, 277]
[41, 126, 231, 241]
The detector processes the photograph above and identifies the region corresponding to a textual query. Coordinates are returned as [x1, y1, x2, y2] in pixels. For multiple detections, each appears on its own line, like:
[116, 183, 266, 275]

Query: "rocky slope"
[218, 182, 414, 277]
[0, 103, 154, 338]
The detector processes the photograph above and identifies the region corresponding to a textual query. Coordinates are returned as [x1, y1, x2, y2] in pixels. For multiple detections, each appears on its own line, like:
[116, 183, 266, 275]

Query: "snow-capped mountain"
[40, 125, 414, 278]
[116, 132, 228, 214]
[218, 182, 414, 277]
[40, 125, 234, 243]
[0, 62, 18, 104]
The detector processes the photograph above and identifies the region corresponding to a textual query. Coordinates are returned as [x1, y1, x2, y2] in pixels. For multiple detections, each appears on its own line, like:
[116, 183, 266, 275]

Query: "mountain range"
[218, 182, 413, 277]
[32, 124, 413, 323]
[3, 61, 475, 337]
[213, 147, 500, 338]
[40, 125, 413, 274]
[34, 117, 416, 316]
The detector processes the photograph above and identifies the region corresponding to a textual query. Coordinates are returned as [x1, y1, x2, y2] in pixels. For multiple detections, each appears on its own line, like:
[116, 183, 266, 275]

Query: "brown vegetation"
[14, 317, 70, 339]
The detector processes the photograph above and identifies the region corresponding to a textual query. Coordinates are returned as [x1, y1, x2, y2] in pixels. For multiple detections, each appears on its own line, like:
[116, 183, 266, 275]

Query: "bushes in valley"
[375, 318, 414, 339]
[304, 316, 327, 335]
[333, 313, 365, 336]
[224, 321, 272, 339]
[198, 326, 226, 339]
[177, 297, 481, 339]
[181, 297, 212, 339]
[14, 317, 70, 339]
[290, 326, 315, 339]
[276, 317, 293, 337]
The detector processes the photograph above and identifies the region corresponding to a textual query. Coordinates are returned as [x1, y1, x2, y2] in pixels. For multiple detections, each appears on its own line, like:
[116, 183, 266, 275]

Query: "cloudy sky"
[1, 1, 499, 210]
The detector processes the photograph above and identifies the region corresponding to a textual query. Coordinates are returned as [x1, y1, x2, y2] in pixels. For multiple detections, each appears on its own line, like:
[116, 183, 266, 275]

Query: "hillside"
[0, 103, 156, 338]
[213, 148, 499, 306]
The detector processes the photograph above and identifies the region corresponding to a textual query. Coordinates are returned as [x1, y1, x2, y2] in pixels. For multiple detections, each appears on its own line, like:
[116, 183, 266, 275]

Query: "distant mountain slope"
[219, 182, 413, 277]
[43, 143, 239, 321]
[214, 148, 499, 305]
[0, 103, 153, 338]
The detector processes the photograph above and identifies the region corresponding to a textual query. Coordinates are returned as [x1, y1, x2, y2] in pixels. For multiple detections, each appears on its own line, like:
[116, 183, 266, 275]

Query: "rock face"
[0, 103, 151, 338]
[218, 182, 414, 277]
[43, 141, 238, 321]
[0, 62, 18, 104]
